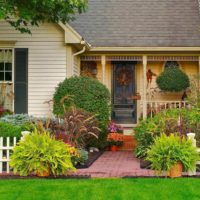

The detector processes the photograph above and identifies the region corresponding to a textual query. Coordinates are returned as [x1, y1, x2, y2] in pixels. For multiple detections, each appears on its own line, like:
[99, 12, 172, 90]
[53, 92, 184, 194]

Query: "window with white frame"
[0, 49, 14, 111]
[0, 49, 13, 81]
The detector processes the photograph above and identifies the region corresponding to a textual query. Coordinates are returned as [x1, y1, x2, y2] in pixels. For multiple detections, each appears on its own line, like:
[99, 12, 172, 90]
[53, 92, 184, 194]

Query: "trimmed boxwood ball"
[53, 76, 111, 147]
[156, 68, 190, 92]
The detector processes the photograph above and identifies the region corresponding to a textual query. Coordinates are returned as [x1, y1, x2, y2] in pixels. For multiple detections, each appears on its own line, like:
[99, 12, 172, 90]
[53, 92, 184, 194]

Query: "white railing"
[145, 101, 190, 118]
[0, 137, 17, 173]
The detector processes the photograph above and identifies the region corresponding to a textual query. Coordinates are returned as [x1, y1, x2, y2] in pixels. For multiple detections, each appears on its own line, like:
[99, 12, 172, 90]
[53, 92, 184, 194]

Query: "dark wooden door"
[112, 61, 136, 124]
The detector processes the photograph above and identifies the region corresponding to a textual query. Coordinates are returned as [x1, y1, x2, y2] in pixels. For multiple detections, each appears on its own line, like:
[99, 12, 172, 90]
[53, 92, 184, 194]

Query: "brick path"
[76, 151, 155, 178]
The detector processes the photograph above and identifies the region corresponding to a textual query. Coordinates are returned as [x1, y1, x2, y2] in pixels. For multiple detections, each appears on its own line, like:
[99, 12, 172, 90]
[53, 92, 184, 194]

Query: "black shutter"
[14, 48, 28, 114]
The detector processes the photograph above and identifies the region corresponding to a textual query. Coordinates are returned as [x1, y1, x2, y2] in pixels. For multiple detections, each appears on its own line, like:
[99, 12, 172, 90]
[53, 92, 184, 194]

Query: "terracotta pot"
[168, 162, 183, 178]
[111, 145, 118, 152]
[36, 171, 50, 177]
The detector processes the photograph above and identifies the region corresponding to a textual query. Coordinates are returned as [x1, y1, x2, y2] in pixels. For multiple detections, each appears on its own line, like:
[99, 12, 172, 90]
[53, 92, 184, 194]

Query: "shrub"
[147, 134, 199, 174]
[53, 76, 111, 147]
[156, 68, 190, 92]
[0, 122, 22, 138]
[0, 114, 35, 132]
[10, 130, 76, 176]
[53, 106, 100, 148]
[135, 108, 200, 158]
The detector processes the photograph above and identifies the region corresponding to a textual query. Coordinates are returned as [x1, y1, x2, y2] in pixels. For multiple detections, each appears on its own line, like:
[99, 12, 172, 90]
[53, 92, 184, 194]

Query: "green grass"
[1, 178, 200, 200]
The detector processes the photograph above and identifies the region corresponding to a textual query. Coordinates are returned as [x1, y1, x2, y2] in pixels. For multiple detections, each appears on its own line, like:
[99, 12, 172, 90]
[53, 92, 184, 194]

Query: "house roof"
[70, 0, 200, 47]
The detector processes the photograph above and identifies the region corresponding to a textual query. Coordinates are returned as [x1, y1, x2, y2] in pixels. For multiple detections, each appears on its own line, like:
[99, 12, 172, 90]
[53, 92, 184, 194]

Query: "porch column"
[142, 55, 147, 119]
[101, 55, 106, 84]
[199, 56, 200, 76]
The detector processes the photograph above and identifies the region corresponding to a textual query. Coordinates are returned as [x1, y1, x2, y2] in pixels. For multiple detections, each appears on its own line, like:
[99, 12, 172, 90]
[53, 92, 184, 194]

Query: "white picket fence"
[0, 137, 17, 173]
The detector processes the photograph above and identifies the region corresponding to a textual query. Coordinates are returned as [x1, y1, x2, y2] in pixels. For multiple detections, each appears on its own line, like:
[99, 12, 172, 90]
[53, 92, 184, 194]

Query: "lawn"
[1, 178, 200, 200]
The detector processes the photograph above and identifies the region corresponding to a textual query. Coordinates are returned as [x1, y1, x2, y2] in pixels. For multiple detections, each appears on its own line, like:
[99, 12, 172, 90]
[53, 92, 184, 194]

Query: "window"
[0, 49, 13, 81]
[0, 49, 13, 111]
[165, 61, 179, 69]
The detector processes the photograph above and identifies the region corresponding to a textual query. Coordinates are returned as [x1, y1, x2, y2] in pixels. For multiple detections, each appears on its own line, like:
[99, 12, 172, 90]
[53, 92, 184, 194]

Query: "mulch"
[0, 174, 91, 179]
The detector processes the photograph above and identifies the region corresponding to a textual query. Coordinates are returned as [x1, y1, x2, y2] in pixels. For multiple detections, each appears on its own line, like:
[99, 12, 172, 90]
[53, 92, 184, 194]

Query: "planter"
[36, 171, 50, 177]
[168, 162, 183, 178]
[110, 145, 118, 152]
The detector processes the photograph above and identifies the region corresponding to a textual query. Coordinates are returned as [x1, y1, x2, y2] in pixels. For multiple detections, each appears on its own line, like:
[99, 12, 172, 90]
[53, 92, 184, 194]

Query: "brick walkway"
[76, 151, 155, 178]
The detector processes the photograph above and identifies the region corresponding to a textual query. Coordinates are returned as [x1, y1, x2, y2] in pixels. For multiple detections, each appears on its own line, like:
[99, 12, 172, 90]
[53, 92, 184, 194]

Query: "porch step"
[119, 135, 136, 151]
[108, 133, 136, 151]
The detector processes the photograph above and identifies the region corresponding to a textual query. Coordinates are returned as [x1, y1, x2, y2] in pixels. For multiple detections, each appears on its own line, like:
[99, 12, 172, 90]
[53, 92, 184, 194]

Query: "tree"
[0, 0, 87, 33]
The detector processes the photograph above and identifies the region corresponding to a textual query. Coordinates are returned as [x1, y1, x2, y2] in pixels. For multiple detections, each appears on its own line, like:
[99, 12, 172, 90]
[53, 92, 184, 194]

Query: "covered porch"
[79, 53, 200, 125]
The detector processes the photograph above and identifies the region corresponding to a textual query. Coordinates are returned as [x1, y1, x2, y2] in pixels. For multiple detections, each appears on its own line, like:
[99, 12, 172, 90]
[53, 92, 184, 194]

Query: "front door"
[112, 61, 136, 124]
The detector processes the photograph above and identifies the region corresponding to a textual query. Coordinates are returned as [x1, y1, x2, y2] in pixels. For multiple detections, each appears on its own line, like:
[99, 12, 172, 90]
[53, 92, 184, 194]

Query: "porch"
[80, 54, 200, 124]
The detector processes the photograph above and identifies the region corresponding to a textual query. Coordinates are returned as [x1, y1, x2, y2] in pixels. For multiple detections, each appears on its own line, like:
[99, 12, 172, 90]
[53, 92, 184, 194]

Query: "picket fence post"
[187, 133, 198, 176]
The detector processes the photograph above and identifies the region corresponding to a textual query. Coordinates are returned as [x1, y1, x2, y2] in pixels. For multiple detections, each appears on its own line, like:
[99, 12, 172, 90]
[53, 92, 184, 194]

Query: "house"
[0, 0, 200, 127]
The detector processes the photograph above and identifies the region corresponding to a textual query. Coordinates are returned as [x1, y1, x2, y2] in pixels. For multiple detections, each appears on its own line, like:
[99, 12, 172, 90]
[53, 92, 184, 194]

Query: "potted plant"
[10, 129, 76, 177]
[108, 121, 123, 134]
[107, 139, 124, 152]
[146, 134, 199, 178]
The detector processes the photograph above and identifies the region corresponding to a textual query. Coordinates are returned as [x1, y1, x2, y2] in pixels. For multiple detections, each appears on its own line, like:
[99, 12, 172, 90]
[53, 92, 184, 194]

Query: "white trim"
[58, 22, 91, 48]
[90, 47, 200, 52]
[142, 55, 147, 119]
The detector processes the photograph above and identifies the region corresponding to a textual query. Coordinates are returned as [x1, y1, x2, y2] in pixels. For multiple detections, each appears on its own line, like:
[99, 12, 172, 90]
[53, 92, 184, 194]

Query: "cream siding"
[0, 21, 67, 117]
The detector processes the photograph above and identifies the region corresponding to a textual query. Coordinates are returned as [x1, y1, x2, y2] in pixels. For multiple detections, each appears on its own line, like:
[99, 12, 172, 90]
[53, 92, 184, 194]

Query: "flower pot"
[168, 162, 183, 178]
[36, 171, 50, 177]
[111, 145, 118, 152]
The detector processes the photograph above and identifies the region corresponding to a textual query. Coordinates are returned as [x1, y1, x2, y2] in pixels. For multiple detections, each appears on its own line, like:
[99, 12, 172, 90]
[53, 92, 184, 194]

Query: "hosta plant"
[146, 134, 199, 175]
[10, 129, 76, 176]
[71, 149, 89, 166]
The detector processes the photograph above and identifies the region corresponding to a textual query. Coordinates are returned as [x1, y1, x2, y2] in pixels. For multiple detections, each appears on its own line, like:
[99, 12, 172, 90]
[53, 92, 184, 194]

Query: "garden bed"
[75, 151, 104, 169]
[0, 173, 91, 179]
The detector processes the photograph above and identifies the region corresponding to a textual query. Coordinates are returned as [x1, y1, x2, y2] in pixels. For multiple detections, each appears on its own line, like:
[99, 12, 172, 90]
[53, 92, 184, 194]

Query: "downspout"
[72, 45, 86, 76]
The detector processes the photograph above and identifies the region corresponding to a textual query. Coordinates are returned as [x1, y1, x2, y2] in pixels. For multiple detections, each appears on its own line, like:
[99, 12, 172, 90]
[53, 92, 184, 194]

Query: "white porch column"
[143, 55, 147, 119]
[198, 56, 200, 76]
[101, 55, 106, 84]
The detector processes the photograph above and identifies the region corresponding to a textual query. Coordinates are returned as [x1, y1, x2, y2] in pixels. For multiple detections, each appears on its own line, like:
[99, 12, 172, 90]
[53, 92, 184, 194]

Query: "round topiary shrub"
[53, 76, 111, 147]
[156, 68, 190, 92]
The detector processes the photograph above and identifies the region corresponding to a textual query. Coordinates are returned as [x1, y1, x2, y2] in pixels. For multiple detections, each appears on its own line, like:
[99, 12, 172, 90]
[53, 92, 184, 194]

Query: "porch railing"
[144, 101, 191, 118]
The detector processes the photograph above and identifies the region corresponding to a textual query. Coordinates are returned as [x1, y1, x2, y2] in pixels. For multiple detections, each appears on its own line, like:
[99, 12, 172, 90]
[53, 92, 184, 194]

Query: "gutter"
[73, 45, 86, 57]
[71, 43, 86, 76]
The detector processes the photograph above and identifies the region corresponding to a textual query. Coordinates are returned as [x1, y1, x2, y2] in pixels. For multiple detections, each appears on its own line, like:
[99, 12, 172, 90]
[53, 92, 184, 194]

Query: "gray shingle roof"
[70, 0, 200, 47]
